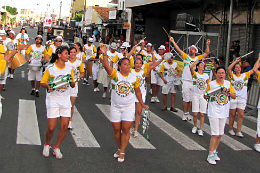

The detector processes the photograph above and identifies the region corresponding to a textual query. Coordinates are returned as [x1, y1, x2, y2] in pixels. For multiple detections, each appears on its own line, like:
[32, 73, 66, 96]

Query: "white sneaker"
[94, 88, 98, 92]
[151, 97, 155, 103]
[42, 144, 51, 157]
[102, 92, 106, 98]
[155, 97, 160, 103]
[10, 74, 13, 79]
[96, 88, 100, 92]
[213, 152, 220, 161]
[229, 130, 235, 136]
[198, 129, 204, 136]
[236, 131, 244, 138]
[68, 121, 72, 129]
[113, 149, 120, 158]
[192, 126, 198, 134]
[254, 144, 260, 152]
[53, 148, 63, 159]
[182, 114, 187, 121]
[207, 155, 217, 165]
[7, 74, 11, 78]
[187, 114, 192, 121]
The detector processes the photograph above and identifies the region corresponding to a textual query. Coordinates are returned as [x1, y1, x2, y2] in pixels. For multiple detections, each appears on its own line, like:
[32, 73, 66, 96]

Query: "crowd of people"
[0, 27, 260, 165]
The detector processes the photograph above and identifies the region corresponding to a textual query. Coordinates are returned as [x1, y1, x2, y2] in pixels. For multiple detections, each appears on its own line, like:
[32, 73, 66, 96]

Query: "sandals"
[113, 149, 120, 158]
[118, 153, 125, 162]
[134, 131, 138, 138]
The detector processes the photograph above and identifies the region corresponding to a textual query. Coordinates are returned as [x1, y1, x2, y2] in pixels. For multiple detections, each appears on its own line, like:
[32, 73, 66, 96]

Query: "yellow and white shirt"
[91, 53, 103, 70]
[41, 63, 75, 109]
[131, 68, 148, 95]
[192, 71, 210, 94]
[0, 45, 6, 61]
[141, 50, 153, 63]
[160, 61, 180, 83]
[109, 69, 140, 107]
[182, 53, 203, 81]
[110, 51, 121, 68]
[153, 54, 163, 73]
[0, 60, 7, 76]
[229, 72, 251, 100]
[206, 80, 235, 118]
[84, 44, 97, 60]
[76, 52, 86, 62]
[256, 74, 260, 109]
[26, 44, 45, 65]
[66, 59, 84, 86]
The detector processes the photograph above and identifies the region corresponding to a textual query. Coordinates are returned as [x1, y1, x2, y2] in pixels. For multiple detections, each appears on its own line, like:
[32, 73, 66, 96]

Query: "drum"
[11, 53, 27, 69]
[28, 64, 42, 71]
[174, 77, 182, 92]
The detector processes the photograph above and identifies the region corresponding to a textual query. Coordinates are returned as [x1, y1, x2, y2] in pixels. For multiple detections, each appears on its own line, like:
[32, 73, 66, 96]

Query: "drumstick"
[240, 51, 254, 60]
[137, 37, 146, 46]
[163, 27, 171, 38]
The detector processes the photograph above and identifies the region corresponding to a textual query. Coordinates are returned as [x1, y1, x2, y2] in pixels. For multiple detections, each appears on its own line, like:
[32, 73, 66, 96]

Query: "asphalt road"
[0, 27, 259, 173]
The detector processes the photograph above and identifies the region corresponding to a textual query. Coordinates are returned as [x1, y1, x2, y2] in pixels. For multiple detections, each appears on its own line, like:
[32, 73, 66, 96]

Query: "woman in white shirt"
[41, 46, 75, 159]
[100, 44, 149, 163]
[204, 67, 236, 165]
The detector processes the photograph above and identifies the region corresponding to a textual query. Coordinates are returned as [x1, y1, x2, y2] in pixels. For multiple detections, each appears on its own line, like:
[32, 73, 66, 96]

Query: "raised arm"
[202, 39, 211, 58]
[253, 53, 260, 76]
[147, 57, 164, 74]
[190, 60, 199, 76]
[100, 45, 113, 75]
[170, 37, 184, 57]
[127, 44, 138, 59]
[227, 57, 241, 76]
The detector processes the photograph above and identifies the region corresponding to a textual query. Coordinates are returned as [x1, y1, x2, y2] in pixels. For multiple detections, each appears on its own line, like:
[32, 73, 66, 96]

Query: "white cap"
[164, 53, 174, 60]
[158, 45, 166, 50]
[120, 42, 131, 48]
[0, 30, 6, 35]
[9, 30, 15, 35]
[88, 37, 94, 43]
[35, 35, 43, 40]
[188, 45, 198, 53]
[54, 36, 63, 41]
[110, 42, 117, 49]
[147, 43, 152, 47]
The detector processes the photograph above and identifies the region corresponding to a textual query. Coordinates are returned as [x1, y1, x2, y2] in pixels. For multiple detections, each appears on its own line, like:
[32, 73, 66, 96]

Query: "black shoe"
[2, 87, 5, 91]
[30, 90, 35, 95]
[170, 107, 178, 112]
[161, 106, 167, 111]
[35, 91, 39, 97]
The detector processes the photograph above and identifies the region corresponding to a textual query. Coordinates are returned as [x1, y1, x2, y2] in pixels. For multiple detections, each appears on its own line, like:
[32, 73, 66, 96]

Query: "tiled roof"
[92, 6, 116, 22]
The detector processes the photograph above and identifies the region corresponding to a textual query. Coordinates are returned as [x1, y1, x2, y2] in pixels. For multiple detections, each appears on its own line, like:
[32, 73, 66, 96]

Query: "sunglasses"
[55, 40, 62, 42]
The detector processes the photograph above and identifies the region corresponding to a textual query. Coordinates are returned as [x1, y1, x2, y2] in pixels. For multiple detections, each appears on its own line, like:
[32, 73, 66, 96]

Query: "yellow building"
[70, 0, 108, 18]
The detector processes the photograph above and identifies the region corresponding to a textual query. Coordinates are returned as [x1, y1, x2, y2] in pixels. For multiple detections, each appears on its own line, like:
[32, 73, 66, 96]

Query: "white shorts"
[47, 107, 71, 119]
[0, 68, 8, 85]
[102, 69, 111, 88]
[70, 85, 78, 97]
[182, 80, 193, 102]
[208, 117, 227, 136]
[230, 98, 246, 110]
[92, 68, 99, 81]
[110, 103, 135, 122]
[135, 93, 146, 103]
[257, 109, 260, 137]
[28, 70, 42, 81]
[97, 68, 104, 84]
[151, 70, 163, 86]
[162, 83, 176, 94]
[192, 93, 207, 113]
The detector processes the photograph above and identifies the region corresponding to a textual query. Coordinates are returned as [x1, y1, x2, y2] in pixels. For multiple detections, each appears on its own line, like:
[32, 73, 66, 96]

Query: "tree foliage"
[2, 6, 18, 15]
[74, 13, 83, 22]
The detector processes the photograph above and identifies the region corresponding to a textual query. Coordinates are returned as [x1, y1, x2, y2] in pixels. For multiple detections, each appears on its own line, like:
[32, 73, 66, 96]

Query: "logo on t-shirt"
[215, 92, 229, 106]
[168, 68, 175, 77]
[115, 80, 134, 97]
[196, 78, 207, 90]
[33, 50, 43, 60]
[233, 81, 244, 91]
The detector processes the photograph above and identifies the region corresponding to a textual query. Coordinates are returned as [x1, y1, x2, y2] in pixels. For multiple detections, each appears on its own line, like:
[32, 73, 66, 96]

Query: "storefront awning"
[126, 0, 170, 8]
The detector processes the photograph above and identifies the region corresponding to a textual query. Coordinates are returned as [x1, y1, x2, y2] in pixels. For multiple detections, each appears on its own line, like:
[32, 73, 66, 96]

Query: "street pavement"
[0, 27, 259, 173]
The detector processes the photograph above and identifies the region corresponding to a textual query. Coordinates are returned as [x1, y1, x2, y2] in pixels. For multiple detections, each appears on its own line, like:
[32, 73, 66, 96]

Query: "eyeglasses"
[55, 40, 62, 42]
[217, 72, 225, 74]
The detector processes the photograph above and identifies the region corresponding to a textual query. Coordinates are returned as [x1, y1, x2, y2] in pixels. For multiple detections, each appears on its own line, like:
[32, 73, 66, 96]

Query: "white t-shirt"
[91, 53, 103, 70]
[206, 80, 235, 118]
[182, 53, 203, 81]
[153, 54, 163, 72]
[192, 72, 209, 94]
[229, 72, 251, 100]
[108, 51, 120, 67]
[41, 63, 74, 109]
[109, 69, 140, 108]
[131, 68, 148, 95]
[16, 33, 29, 45]
[142, 50, 153, 63]
[160, 61, 179, 83]
[84, 44, 96, 60]
[50, 45, 57, 54]
[27, 44, 45, 65]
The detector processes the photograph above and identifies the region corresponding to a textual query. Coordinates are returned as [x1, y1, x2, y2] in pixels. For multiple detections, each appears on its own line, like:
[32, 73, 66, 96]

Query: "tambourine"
[7, 42, 17, 51]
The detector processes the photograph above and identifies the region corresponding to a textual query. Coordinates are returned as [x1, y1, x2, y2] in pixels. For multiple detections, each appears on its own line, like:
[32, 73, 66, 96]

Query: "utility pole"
[59, 1, 62, 20]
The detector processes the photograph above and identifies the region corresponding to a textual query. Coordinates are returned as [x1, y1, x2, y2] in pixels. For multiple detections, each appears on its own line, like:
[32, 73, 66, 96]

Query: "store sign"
[43, 17, 52, 27]
[109, 10, 117, 20]
[123, 24, 130, 29]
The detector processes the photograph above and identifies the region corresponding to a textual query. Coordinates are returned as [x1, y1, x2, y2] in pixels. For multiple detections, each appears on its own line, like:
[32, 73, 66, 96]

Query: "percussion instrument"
[206, 86, 224, 96]
[174, 77, 182, 92]
[11, 53, 27, 69]
[142, 109, 151, 141]
[28, 64, 42, 71]
[240, 51, 254, 60]
[48, 74, 72, 93]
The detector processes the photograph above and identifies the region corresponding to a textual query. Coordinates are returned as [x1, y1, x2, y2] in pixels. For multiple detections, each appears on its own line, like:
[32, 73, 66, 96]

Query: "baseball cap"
[110, 42, 117, 49]
[54, 36, 63, 41]
[35, 35, 43, 40]
[147, 43, 152, 47]
[9, 30, 15, 35]
[158, 45, 166, 50]
[120, 42, 131, 48]
[88, 37, 94, 43]
[0, 30, 6, 36]
[188, 45, 198, 53]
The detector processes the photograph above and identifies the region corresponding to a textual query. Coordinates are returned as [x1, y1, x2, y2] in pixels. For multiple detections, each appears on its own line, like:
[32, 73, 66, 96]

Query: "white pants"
[162, 82, 176, 94]
[70, 85, 78, 97]
[110, 103, 135, 122]
[151, 70, 163, 86]
[209, 117, 227, 136]
[28, 70, 42, 81]
[92, 67, 99, 81]
[102, 69, 111, 88]
[47, 107, 71, 119]
[257, 109, 260, 137]
[182, 80, 193, 102]
[230, 98, 247, 110]
[192, 93, 207, 113]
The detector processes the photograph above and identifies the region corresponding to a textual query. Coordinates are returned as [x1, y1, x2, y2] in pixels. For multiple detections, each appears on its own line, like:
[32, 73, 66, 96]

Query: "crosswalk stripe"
[149, 111, 206, 150]
[70, 107, 100, 148]
[244, 116, 258, 124]
[226, 121, 256, 138]
[16, 99, 41, 145]
[171, 108, 252, 151]
[96, 104, 156, 149]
